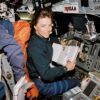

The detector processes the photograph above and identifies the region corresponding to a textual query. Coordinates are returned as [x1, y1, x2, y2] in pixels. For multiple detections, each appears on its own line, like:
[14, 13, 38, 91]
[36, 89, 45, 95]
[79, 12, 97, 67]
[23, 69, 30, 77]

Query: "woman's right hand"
[65, 60, 76, 71]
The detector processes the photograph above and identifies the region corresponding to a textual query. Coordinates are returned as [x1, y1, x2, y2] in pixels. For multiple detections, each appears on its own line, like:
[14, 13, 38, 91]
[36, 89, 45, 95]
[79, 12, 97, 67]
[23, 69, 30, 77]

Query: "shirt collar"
[34, 32, 49, 42]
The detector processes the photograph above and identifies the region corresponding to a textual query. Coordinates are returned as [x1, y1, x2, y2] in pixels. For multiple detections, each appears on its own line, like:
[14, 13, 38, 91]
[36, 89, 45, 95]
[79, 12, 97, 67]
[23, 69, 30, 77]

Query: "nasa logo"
[65, 4, 77, 12]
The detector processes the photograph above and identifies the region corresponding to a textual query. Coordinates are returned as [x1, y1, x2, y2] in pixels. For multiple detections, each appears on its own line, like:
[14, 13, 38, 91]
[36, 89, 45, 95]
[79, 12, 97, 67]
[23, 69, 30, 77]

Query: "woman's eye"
[40, 24, 52, 28]
[41, 25, 46, 27]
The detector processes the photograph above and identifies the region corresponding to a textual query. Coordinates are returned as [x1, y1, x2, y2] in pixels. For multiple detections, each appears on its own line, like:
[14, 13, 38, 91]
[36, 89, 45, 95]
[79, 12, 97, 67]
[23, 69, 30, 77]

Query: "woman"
[27, 8, 80, 96]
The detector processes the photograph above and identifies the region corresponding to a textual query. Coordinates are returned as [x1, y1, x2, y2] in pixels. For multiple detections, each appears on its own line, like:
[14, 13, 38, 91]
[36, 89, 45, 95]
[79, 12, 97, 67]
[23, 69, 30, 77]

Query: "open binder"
[52, 43, 80, 66]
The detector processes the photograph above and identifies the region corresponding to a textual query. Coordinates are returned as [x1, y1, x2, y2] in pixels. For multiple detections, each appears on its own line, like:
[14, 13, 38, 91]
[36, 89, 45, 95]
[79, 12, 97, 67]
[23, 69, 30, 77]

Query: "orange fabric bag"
[13, 20, 39, 99]
[14, 20, 30, 60]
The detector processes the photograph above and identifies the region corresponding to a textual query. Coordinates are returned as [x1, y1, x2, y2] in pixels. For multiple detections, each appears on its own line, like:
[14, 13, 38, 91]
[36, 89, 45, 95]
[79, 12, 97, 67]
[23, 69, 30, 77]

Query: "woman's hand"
[81, 77, 91, 91]
[65, 60, 76, 71]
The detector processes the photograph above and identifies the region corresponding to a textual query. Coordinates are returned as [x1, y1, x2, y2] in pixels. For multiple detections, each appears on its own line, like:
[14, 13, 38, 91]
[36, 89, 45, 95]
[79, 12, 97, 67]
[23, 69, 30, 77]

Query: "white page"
[64, 46, 79, 61]
[52, 43, 63, 62]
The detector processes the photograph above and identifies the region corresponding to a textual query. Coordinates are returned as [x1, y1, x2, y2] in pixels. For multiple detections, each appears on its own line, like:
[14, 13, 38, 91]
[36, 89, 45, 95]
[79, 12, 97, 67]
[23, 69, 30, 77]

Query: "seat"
[0, 52, 38, 100]
[13, 20, 39, 100]
[0, 22, 39, 100]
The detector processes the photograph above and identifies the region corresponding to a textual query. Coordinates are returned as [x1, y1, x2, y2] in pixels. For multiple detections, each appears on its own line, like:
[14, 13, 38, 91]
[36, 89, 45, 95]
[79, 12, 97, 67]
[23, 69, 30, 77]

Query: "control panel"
[62, 86, 90, 100]
[77, 43, 100, 72]
[63, 72, 100, 100]
[83, 72, 100, 100]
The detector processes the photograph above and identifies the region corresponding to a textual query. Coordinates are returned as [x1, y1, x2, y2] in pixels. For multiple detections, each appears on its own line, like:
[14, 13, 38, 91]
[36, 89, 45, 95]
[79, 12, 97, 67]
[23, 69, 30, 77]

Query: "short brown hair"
[31, 8, 53, 28]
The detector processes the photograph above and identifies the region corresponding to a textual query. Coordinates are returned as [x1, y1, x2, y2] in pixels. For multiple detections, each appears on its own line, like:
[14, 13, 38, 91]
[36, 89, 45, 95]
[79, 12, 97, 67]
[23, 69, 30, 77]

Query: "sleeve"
[4, 45, 25, 82]
[0, 25, 25, 81]
[28, 43, 67, 81]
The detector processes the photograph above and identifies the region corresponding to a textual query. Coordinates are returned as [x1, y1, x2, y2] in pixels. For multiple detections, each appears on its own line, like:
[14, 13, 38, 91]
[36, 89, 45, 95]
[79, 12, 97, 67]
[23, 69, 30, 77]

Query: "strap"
[1, 54, 15, 93]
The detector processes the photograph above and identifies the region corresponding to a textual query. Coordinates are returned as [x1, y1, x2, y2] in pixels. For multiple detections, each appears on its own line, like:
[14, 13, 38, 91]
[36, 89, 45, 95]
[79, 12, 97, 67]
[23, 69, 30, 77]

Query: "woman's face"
[34, 17, 52, 38]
